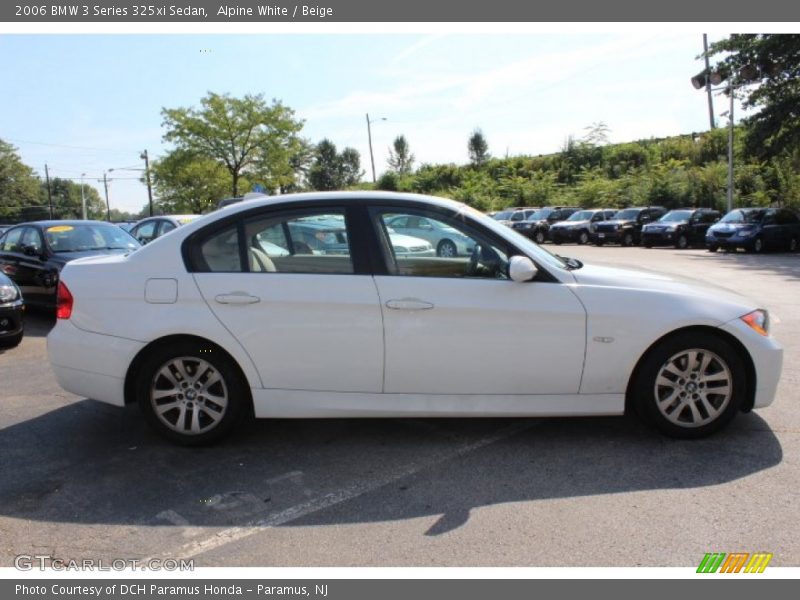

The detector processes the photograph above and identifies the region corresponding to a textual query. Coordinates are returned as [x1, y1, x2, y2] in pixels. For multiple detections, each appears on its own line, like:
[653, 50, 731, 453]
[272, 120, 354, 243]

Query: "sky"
[0, 32, 749, 214]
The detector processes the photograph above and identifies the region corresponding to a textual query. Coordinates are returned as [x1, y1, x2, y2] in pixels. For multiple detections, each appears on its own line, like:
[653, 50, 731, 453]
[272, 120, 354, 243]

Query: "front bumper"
[719, 317, 783, 409]
[593, 229, 623, 243]
[549, 228, 583, 243]
[0, 300, 24, 341]
[641, 230, 678, 246]
[706, 234, 756, 250]
[47, 320, 145, 406]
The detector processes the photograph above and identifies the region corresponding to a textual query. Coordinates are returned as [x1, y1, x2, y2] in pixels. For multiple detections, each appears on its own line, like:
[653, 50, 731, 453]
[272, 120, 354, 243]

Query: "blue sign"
[252, 184, 265, 193]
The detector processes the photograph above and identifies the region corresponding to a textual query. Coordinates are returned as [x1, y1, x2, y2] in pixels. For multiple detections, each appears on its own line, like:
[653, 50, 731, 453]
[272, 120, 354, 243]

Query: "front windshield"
[527, 208, 553, 221]
[567, 211, 593, 221]
[659, 210, 692, 223]
[45, 224, 141, 253]
[613, 209, 640, 220]
[720, 209, 764, 224]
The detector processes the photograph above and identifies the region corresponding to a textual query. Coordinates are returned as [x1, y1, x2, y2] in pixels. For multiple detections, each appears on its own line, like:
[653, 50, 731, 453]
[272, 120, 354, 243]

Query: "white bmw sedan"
[47, 192, 783, 444]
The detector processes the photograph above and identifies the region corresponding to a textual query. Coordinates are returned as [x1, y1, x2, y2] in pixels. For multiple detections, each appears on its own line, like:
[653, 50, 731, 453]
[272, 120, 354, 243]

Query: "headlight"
[0, 284, 19, 303]
[741, 309, 769, 336]
[394, 246, 408, 253]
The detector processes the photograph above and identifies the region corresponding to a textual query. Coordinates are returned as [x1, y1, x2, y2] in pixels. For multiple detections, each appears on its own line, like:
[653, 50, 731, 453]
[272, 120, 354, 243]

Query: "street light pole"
[726, 88, 735, 213]
[702, 34, 716, 130]
[366, 113, 387, 184]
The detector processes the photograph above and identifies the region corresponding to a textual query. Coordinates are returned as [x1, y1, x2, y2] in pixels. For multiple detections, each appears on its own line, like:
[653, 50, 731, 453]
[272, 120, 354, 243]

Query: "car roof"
[13, 220, 118, 228]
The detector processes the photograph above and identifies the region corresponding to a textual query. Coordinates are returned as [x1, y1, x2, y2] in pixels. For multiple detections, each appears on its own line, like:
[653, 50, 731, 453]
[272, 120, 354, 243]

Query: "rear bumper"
[47, 320, 145, 406]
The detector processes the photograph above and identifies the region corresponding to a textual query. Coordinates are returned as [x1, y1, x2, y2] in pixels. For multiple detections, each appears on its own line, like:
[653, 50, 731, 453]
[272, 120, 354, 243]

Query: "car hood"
[571, 262, 758, 316]
[709, 222, 757, 233]
[645, 220, 688, 229]
[552, 220, 589, 228]
[389, 233, 430, 247]
[599, 219, 635, 226]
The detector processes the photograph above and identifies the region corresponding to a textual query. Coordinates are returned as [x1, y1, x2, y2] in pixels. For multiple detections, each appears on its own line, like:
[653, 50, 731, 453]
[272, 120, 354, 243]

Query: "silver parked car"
[386, 214, 474, 257]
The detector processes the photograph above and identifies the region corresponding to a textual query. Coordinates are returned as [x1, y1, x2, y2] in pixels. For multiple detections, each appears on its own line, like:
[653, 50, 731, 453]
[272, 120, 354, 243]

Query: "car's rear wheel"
[137, 341, 249, 445]
[707, 244, 718, 253]
[751, 236, 764, 253]
[789, 237, 798, 253]
[437, 239, 457, 258]
[631, 332, 745, 438]
[675, 234, 689, 249]
[622, 232, 634, 247]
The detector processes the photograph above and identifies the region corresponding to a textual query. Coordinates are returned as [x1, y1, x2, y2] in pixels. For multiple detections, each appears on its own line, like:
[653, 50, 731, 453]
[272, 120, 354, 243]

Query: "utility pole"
[366, 113, 376, 183]
[726, 88, 734, 213]
[140, 150, 154, 217]
[102, 172, 111, 222]
[702, 34, 716, 130]
[44, 164, 53, 219]
[80, 173, 87, 220]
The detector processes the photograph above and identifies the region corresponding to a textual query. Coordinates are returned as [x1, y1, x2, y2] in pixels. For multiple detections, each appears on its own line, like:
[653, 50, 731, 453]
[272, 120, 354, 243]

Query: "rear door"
[190, 205, 384, 393]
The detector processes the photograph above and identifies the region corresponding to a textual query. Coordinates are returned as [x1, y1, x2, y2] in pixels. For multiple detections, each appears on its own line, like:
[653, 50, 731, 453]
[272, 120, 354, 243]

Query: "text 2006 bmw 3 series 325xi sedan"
[47, 192, 783, 445]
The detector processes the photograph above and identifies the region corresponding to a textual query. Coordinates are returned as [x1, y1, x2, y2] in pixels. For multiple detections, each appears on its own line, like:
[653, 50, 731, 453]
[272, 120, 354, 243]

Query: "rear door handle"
[215, 292, 260, 305]
[385, 298, 434, 311]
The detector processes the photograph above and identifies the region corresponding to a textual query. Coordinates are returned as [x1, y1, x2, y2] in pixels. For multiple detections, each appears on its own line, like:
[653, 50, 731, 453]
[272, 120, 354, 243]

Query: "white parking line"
[155, 509, 205, 538]
[151, 421, 532, 560]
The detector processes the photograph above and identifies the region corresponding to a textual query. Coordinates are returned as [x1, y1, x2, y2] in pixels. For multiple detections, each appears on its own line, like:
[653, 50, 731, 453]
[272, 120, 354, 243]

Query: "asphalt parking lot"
[1, 245, 798, 568]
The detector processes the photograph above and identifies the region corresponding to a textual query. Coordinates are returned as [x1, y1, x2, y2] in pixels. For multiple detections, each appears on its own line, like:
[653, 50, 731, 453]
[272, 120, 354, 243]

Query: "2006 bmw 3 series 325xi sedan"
[47, 192, 783, 445]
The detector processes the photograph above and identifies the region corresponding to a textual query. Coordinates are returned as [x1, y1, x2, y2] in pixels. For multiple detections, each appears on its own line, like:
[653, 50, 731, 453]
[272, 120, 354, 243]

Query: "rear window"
[45, 224, 140, 253]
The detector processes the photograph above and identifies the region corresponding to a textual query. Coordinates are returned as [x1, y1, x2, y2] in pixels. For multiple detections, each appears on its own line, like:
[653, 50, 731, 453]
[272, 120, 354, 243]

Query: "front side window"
[0, 228, 23, 253]
[375, 209, 509, 280]
[133, 221, 158, 244]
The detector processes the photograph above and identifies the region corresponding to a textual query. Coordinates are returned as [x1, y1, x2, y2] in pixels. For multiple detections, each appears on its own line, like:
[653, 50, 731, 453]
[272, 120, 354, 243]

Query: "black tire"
[707, 244, 718, 253]
[534, 231, 546, 245]
[621, 232, 635, 247]
[750, 236, 764, 254]
[789, 237, 798, 253]
[436, 239, 457, 258]
[0, 332, 23, 349]
[675, 234, 689, 250]
[577, 230, 590, 245]
[630, 332, 746, 439]
[137, 340, 250, 445]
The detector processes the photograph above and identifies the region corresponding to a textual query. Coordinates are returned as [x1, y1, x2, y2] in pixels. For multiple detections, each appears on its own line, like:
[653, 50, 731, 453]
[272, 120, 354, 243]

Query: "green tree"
[307, 140, 363, 191]
[468, 129, 490, 167]
[151, 149, 234, 214]
[39, 177, 105, 220]
[709, 34, 800, 159]
[0, 139, 41, 221]
[387, 135, 415, 175]
[161, 92, 305, 197]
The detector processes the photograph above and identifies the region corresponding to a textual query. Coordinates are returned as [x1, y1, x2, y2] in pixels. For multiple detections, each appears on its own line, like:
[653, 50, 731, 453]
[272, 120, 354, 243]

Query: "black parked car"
[515, 206, 580, 244]
[0, 221, 140, 309]
[0, 271, 24, 348]
[548, 209, 618, 245]
[706, 207, 800, 253]
[593, 206, 666, 246]
[641, 208, 721, 249]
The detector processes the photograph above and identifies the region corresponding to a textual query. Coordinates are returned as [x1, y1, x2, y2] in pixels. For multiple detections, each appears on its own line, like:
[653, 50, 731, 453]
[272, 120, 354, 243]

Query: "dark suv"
[706, 207, 800, 253]
[514, 206, 580, 244]
[548, 208, 618, 245]
[592, 206, 666, 246]
[641, 208, 721, 249]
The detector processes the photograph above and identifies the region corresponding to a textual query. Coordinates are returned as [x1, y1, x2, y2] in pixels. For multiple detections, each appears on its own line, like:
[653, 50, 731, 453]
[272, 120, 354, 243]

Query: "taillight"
[56, 281, 73, 319]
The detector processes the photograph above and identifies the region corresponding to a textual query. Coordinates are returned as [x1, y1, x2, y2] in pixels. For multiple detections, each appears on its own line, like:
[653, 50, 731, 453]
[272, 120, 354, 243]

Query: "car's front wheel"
[534, 231, 546, 244]
[578, 231, 590, 245]
[137, 341, 249, 445]
[0, 332, 23, 349]
[630, 332, 745, 438]
[675, 234, 689, 249]
[622, 232, 634, 247]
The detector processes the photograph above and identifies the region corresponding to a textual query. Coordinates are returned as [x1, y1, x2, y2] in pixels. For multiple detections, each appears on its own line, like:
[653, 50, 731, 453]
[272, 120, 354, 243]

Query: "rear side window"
[200, 225, 242, 272]
[777, 210, 799, 225]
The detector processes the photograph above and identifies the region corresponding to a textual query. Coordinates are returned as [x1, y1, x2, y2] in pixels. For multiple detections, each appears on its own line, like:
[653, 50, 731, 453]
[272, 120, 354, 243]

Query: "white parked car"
[47, 192, 783, 445]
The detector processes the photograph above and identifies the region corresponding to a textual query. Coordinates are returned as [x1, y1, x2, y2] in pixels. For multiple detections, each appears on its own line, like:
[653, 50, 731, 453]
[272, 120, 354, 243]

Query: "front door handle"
[215, 292, 260, 305]
[385, 298, 434, 311]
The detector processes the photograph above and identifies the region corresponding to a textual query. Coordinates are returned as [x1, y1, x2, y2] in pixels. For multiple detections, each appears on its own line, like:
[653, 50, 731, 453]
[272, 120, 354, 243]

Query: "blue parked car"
[706, 207, 800, 253]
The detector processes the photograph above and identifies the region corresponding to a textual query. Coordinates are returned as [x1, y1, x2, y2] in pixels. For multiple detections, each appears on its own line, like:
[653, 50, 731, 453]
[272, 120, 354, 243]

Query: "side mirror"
[22, 245, 40, 258]
[509, 255, 538, 283]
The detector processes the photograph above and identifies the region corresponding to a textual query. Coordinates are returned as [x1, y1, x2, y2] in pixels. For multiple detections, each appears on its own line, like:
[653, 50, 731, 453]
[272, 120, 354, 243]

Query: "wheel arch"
[624, 325, 756, 415]
[124, 334, 254, 409]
